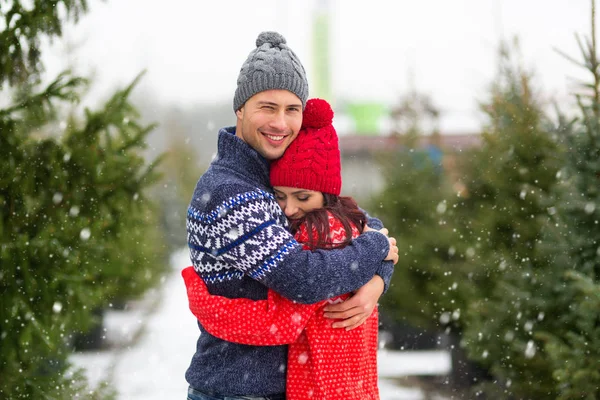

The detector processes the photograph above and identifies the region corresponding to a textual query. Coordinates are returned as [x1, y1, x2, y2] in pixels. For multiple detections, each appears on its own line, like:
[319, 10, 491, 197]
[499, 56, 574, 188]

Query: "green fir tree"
[537, 2, 600, 397]
[371, 91, 468, 334]
[455, 40, 563, 398]
[0, 2, 167, 398]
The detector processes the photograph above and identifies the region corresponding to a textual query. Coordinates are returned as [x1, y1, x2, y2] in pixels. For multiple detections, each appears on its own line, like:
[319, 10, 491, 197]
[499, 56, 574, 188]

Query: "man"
[185, 31, 397, 400]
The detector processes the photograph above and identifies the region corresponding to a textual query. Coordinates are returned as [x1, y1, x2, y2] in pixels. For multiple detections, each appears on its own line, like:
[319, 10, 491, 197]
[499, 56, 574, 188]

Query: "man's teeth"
[266, 135, 285, 141]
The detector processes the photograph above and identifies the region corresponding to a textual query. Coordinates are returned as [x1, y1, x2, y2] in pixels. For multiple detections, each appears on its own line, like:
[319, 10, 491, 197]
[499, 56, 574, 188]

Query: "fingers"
[330, 312, 368, 330]
[387, 248, 399, 264]
[324, 305, 364, 320]
[343, 317, 369, 331]
[323, 291, 368, 312]
[385, 236, 399, 263]
[323, 297, 358, 313]
[372, 229, 398, 263]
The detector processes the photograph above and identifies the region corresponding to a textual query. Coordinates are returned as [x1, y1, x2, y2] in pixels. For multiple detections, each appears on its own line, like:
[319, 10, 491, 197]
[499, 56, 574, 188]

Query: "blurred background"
[2, 1, 600, 399]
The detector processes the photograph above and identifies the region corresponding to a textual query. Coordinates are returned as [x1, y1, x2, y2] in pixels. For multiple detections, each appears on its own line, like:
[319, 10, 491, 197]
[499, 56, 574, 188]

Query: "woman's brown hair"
[288, 194, 366, 250]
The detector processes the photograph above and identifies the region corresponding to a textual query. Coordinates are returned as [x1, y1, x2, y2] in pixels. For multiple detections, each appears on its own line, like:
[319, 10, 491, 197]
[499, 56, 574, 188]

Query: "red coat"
[182, 213, 380, 400]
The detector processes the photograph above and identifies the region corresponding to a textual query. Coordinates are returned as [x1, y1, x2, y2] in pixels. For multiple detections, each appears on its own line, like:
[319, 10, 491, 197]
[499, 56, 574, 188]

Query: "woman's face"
[273, 186, 325, 220]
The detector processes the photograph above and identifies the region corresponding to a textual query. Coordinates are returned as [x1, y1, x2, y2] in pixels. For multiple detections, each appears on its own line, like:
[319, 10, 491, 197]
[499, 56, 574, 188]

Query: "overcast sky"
[43, 0, 594, 133]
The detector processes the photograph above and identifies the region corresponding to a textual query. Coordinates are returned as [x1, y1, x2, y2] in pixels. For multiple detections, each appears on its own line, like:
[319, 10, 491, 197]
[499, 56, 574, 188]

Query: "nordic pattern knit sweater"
[183, 212, 381, 399]
[185, 128, 393, 396]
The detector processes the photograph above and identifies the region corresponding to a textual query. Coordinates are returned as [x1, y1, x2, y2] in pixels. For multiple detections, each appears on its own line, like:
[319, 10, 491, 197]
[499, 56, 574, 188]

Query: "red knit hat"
[270, 98, 341, 195]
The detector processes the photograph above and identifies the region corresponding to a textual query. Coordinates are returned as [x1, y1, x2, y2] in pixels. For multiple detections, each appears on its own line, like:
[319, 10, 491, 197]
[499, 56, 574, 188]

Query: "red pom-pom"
[302, 98, 334, 129]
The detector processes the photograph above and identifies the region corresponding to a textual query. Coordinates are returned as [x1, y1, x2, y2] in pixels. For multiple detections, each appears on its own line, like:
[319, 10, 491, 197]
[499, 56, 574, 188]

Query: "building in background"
[339, 133, 481, 202]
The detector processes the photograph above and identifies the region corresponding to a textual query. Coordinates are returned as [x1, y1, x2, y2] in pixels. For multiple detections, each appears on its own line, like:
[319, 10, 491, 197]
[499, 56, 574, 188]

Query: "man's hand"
[323, 275, 385, 331]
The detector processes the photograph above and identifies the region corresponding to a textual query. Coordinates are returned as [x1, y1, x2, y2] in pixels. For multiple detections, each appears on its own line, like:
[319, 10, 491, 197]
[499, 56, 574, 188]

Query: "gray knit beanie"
[233, 31, 309, 112]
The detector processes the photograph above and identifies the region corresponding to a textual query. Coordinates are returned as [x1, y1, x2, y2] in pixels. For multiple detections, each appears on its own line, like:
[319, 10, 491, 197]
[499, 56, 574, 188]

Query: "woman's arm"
[182, 266, 324, 345]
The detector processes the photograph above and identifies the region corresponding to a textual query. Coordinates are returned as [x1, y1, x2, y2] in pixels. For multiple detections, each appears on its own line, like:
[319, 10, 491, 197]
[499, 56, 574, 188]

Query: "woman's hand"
[322, 275, 385, 331]
[364, 225, 399, 265]
[385, 236, 399, 264]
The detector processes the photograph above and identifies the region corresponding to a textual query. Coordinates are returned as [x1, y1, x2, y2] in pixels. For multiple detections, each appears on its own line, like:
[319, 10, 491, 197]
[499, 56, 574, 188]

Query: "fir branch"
[553, 46, 587, 69]
[0, 0, 89, 87]
[576, 95, 598, 148]
[0, 71, 87, 118]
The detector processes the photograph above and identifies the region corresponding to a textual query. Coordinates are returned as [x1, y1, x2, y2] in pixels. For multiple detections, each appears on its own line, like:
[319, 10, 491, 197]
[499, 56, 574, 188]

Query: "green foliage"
[0, 0, 89, 87]
[370, 126, 467, 332]
[535, 9, 600, 397]
[0, 70, 167, 398]
[375, 39, 571, 398]
[0, 2, 167, 397]
[542, 271, 600, 400]
[455, 40, 560, 282]
[453, 41, 564, 398]
[429, 27, 600, 398]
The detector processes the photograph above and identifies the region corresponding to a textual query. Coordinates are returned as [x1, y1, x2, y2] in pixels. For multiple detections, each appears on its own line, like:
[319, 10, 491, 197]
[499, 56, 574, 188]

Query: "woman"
[182, 98, 396, 400]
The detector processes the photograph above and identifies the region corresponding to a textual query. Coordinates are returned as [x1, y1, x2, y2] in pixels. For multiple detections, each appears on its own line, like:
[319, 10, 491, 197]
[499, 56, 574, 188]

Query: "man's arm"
[361, 206, 384, 230]
[188, 188, 392, 304]
[245, 226, 390, 304]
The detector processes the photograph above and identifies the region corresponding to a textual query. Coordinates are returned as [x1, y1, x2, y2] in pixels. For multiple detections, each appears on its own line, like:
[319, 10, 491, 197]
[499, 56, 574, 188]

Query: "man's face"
[235, 90, 303, 161]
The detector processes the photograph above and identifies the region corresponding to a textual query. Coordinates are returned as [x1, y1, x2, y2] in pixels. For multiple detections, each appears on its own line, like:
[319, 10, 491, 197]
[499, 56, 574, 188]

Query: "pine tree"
[371, 91, 468, 335]
[456, 39, 560, 301]
[537, 2, 600, 397]
[451, 41, 563, 398]
[0, 0, 89, 86]
[373, 146, 463, 331]
[0, 2, 167, 398]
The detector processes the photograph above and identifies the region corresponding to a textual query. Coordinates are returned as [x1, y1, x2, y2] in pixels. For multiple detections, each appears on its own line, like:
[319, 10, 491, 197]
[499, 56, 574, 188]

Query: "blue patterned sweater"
[185, 127, 394, 396]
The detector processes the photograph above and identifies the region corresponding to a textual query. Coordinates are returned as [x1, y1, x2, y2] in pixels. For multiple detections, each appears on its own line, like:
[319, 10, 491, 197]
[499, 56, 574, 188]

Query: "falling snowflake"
[226, 228, 239, 240]
[69, 206, 80, 217]
[439, 312, 451, 325]
[537, 312, 545, 321]
[452, 309, 461, 321]
[524, 340, 536, 358]
[80, 228, 91, 241]
[519, 190, 527, 200]
[584, 202, 596, 214]
[291, 312, 302, 324]
[297, 352, 308, 364]
[436, 201, 447, 214]
[52, 302, 63, 313]
[52, 193, 63, 204]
